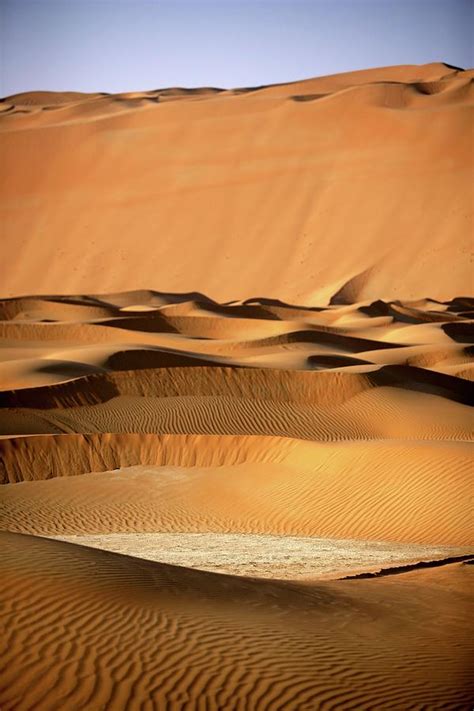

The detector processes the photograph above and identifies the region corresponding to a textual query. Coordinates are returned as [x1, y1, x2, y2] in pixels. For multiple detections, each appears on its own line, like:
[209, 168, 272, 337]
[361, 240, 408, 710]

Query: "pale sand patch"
[49, 532, 472, 580]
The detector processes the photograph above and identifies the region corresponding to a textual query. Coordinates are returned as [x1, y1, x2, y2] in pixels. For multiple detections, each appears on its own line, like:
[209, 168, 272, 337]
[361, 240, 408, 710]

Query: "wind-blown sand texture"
[1, 534, 473, 710]
[1, 63, 473, 709]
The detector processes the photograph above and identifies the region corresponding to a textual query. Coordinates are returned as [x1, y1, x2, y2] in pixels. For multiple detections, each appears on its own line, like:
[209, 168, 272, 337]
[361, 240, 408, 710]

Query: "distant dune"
[0, 63, 473, 710]
[1, 62, 472, 303]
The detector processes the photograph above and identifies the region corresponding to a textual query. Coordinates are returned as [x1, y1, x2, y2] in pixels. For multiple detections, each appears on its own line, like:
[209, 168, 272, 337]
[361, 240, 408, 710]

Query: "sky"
[1, 0, 472, 96]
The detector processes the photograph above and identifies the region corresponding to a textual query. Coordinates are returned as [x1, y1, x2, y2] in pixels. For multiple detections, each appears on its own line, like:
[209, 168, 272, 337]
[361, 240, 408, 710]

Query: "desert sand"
[0, 63, 473, 709]
[1, 533, 473, 710]
[0, 62, 472, 303]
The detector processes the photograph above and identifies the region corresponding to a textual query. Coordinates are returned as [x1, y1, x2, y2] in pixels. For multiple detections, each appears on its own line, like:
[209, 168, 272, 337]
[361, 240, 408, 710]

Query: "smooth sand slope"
[1, 63, 473, 303]
[1, 533, 473, 711]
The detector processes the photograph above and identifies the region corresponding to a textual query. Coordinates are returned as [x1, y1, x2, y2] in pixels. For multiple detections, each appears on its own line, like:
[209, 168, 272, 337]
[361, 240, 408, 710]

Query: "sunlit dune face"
[1, 63, 472, 303]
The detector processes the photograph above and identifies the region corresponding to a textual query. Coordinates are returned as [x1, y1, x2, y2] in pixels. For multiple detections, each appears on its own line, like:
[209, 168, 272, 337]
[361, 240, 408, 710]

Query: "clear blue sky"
[1, 0, 472, 96]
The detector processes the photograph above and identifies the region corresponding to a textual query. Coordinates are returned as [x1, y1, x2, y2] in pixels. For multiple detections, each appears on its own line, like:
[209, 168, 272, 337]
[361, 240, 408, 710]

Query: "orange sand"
[1, 63, 472, 303]
[0, 63, 473, 709]
[0, 533, 473, 710]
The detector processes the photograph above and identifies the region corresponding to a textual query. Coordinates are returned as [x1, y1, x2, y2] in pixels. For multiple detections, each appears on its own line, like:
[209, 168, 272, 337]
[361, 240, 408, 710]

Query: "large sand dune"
[1, 62, 472, 303]
[0, 291, 472, 707]
[1, 63, 473, 709]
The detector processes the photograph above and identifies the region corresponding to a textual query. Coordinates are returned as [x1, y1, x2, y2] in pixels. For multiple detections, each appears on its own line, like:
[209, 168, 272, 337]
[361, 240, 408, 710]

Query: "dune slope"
[1, 533, 473, 711]
[1, 62, 473, 710]
[1, 438, 472, 546]
[1, 63, 472, 303]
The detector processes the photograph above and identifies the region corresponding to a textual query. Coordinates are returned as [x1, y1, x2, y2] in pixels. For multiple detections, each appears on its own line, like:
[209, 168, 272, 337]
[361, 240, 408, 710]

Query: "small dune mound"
[0, 297, 118, 322]
[105, 348, 221, 370]
[2, 90, 103, 106]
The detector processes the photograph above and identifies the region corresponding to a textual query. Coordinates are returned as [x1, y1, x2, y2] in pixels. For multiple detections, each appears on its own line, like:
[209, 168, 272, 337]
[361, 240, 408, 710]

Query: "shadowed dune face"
[1, 63, 472, 303]
[0, 292, 472, 395]
[0, 62, 473, 710]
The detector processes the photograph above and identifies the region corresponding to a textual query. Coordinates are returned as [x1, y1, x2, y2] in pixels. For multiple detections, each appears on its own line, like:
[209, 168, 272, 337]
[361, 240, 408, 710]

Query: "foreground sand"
[1, 62, 473, 709]
[0, 288, 472, 708]
[1, 533, 473, 710]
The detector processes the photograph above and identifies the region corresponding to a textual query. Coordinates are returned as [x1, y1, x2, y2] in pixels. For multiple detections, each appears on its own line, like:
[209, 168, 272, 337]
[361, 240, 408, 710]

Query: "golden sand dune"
[1, 533, 472, 710]
[1, 63, 472, 303]
[0, 292, 472, 572]
[1, 439, 471, 545]
[1, 62, 472, 708]
[2, 390, 471, 443]
[0, 294, 472, 397]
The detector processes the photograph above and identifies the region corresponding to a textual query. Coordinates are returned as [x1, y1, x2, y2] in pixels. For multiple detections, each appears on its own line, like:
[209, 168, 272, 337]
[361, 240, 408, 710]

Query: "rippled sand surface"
[1, 61, 473, 709]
